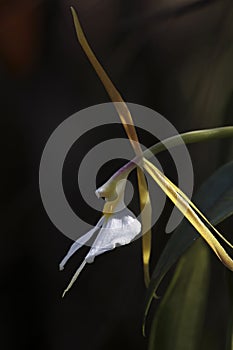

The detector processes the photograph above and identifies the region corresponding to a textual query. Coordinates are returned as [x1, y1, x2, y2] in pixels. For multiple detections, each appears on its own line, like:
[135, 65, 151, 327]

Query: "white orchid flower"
[60, 180, 141, 297]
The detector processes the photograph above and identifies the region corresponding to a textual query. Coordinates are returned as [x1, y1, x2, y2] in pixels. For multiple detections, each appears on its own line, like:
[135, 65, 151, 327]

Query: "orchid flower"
[60, 180, 141, 297]
[60, 7, 233, 299]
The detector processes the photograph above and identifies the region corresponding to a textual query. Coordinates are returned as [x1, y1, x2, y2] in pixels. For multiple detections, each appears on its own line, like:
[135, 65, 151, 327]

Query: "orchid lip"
[60, 206, 141, 296]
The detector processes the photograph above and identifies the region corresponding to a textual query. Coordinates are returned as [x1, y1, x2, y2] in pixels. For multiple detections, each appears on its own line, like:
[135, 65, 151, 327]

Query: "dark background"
[1, 0, 233, 349]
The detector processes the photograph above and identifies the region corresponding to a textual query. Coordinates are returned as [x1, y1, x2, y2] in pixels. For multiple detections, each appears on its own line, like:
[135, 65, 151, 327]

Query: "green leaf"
[144, 161, 233, 333]
[148, 239, 210, 350]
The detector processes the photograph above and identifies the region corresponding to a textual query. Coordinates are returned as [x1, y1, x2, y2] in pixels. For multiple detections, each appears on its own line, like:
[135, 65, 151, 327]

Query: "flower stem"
[97, 126, 233, 196]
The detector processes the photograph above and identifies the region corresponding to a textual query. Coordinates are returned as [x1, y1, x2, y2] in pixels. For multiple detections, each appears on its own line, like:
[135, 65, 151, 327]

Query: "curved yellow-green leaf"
[143, 158, 233, 270]
[143, 160, 233, 335]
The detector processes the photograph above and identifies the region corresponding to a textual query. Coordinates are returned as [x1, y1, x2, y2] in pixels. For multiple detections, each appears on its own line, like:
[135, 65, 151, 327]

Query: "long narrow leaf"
[143, 160, 233, 333]
[143, 158, 233, 268]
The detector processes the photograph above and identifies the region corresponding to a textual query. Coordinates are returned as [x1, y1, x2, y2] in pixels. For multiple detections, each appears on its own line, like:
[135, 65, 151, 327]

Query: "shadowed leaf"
[148, 239, 210, 350]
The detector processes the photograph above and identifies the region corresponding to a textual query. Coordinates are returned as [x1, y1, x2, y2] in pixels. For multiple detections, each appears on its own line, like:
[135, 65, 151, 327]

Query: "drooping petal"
[62, 260, 87, 298]
[85, 208, 141, 263]
[59, 216, 104, 270]
[61, 209, 141, 296]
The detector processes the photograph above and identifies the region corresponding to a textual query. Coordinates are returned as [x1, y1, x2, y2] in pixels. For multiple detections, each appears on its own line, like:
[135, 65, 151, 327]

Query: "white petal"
[59, 216, 104, 270]
[62, 260, 87, 298]
[85, 208, 141, 263]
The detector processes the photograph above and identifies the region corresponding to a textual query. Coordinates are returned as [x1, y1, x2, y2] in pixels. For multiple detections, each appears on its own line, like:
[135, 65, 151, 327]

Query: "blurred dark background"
[1, 0, 233, 349]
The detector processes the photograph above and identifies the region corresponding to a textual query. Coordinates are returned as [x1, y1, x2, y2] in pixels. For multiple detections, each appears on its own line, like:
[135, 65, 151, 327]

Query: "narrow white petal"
[62, 260, 87, 297]
[85, 208, 141, 263]
[59, 216, 104, 270]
